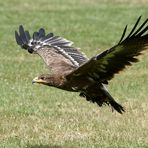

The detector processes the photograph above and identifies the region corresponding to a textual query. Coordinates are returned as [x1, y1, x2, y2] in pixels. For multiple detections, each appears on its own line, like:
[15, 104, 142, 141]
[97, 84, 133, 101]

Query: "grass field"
[0, 0, 148, 147]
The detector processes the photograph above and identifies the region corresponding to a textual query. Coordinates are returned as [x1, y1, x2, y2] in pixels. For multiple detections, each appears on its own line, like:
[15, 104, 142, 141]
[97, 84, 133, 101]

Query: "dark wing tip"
[25, 30, 31, 41]
[15, 30, 23, 46]
[32, 28, 45, 41]
[15, 25, 33, 52]
[118, 16, 148, 44]
[19, 25, 24, 32]
[38, 28, 45, 38]
[118, 25, 127, 44]
[44, 32, 54, 39]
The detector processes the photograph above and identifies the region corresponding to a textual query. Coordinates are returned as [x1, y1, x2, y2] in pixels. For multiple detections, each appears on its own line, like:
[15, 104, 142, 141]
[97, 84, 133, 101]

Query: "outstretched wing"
[66, 16, 148, 83]
[15, 26, 88, 75]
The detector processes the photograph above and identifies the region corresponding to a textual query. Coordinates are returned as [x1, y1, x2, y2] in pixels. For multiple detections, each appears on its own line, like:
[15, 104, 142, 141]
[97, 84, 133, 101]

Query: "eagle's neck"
[45, 75, 66, 88]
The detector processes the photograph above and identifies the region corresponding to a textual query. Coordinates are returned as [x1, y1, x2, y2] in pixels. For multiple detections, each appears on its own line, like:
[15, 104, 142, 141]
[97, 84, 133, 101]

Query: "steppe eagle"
[15, 16, 148, 114]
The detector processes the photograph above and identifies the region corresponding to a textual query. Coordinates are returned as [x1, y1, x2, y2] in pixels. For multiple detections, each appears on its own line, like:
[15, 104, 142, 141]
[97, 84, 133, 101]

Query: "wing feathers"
[15, 31, 23, 46]
[132, 18, 148, 36]
[15, 25, 88, 67]
[38, 28, 45, 38]
[118, 25, 127, 44]
[66, 17, 148, 83]
[25, 31, 31, 41]
[125, 16, 142, 39]
[137, 26, 148, 37]
[119, 16, 148, 44]
[19, 25, 29, 44]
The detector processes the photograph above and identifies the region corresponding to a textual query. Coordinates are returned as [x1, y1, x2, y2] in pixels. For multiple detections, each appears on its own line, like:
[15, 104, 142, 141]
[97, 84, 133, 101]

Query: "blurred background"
[0, 0, 148, 147]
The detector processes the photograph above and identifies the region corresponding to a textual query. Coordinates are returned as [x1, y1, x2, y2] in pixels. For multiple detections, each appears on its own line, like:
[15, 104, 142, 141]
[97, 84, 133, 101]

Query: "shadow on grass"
[26, 144, 62, 148]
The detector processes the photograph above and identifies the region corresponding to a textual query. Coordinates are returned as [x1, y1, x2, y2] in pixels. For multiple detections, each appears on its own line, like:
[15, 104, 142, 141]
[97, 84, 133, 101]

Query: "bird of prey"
[15, 16, 148, 114]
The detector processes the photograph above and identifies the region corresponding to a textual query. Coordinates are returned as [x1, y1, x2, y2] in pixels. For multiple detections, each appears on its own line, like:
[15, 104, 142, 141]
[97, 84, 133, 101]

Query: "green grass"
[0, 0, 148, 147]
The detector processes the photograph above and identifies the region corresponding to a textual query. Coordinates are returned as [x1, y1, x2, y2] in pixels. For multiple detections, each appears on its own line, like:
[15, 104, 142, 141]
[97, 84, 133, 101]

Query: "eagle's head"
[32, 74, 54, 86]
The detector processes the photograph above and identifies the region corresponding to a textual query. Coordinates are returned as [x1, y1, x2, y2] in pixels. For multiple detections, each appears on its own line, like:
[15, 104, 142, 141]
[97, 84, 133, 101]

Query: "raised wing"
[15, 25, 88, 75]
[66, 16, 148, 83]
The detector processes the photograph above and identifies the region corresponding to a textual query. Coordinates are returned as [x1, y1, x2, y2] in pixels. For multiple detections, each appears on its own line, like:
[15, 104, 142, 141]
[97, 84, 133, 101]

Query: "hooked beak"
[32, 77, 46, 84]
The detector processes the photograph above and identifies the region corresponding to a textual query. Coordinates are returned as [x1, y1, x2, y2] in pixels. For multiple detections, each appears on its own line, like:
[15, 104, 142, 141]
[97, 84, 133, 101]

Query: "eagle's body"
[15, 16, 148, 114]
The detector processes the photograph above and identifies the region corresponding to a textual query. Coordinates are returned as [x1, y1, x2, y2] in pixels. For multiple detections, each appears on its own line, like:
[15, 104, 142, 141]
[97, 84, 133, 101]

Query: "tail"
[80, 84, 125, 114]
[109, 100, 125, 114]
[101, 85, 125, 114]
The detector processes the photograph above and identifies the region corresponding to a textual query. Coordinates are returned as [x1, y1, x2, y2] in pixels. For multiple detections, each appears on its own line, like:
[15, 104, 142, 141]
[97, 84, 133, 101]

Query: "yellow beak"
[32, 77, 46, 84]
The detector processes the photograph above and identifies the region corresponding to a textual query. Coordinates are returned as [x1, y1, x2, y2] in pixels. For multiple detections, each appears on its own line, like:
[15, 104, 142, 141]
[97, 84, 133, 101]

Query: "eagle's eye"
[40, 76, 45, 80]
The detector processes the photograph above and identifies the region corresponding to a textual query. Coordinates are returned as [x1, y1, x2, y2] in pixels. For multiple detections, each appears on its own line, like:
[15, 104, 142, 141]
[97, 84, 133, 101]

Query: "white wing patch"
[35, 36, 88, 67]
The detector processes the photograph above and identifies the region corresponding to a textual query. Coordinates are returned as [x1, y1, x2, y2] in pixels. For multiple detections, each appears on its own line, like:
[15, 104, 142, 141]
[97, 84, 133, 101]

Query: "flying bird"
[15, 16, 148, 114]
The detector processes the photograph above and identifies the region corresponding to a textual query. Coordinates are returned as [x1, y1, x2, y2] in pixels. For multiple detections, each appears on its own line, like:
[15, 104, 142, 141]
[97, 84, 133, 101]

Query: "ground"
[0, 0, 148, 147]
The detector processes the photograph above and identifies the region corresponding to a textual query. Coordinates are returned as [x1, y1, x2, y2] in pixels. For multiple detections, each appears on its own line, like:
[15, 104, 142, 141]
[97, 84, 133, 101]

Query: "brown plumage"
[15, 16, 148, 114]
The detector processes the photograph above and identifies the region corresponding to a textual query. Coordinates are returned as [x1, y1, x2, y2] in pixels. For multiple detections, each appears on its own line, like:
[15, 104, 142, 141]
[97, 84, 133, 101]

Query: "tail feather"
[101, 85, 125, 114]
[110, 100, 125, 114]
[80, 84, 125, 114]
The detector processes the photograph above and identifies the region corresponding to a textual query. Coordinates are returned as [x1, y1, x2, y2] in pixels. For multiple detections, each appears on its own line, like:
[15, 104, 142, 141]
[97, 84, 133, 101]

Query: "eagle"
[15, 16, 148, 114]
